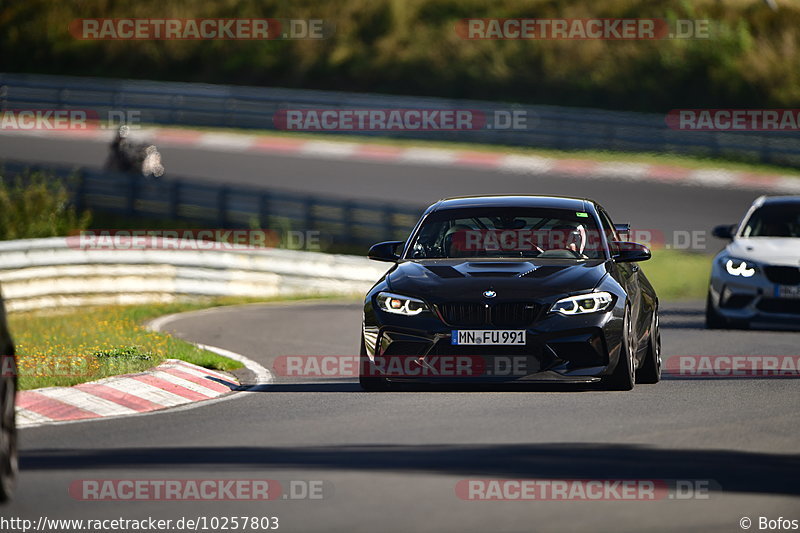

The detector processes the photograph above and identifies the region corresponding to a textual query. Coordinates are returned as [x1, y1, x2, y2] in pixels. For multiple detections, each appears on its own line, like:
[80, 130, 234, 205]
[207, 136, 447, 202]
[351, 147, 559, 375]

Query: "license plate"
[451, 330, 526, 345]
[776, 285, 800, 299]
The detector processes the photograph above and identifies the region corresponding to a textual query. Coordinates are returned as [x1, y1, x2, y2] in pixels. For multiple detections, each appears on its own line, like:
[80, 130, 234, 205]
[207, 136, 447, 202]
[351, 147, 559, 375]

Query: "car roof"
[430, 195, 593, 212]
[752, 195, 800, 208]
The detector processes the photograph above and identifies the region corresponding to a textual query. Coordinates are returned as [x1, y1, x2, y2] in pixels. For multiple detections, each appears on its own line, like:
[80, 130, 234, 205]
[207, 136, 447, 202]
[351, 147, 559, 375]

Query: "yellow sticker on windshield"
[576, 212, 589, 218]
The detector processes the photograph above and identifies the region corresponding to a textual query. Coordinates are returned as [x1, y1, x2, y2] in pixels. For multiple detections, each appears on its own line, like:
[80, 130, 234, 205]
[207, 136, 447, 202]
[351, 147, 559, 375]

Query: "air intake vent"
[425, 266, 465, 278]
[764, 266, 800, 285]
[437, 303, 486, 327]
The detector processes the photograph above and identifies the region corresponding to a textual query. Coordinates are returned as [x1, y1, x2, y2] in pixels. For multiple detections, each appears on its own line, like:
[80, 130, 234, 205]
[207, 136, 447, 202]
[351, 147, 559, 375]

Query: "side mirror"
[368, 241, 404, 262]
[612, 242, 651, 263]
[712, 224, 736, 240]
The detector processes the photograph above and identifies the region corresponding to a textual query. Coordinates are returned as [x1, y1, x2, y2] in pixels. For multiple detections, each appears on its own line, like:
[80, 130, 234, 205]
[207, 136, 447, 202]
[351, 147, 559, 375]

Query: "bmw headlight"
[551, 292, 614, 315]
[722, 257, 756, 278]
[376, 292, 429, 316]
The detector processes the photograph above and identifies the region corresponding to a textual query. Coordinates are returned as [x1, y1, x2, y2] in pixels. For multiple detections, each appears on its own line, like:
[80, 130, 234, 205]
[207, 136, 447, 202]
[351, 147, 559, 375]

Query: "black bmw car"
[360, 195, 660, 391]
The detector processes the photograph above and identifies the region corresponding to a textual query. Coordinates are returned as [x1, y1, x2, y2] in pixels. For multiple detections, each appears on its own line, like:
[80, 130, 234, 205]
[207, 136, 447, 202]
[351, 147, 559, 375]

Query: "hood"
[386, 259, 609, 302]
[727, 238, 800, 266]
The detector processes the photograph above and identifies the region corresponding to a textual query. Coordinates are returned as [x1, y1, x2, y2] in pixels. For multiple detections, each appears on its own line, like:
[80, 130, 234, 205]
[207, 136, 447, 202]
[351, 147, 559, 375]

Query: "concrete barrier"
[0, 237, 388, 312]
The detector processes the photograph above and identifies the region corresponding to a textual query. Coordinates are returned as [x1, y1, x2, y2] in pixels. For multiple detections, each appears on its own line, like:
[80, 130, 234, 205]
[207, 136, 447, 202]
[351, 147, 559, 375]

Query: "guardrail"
[0, 160, 423, 248]
[0, 237, 388, 312]
[2, 72, 799, 168]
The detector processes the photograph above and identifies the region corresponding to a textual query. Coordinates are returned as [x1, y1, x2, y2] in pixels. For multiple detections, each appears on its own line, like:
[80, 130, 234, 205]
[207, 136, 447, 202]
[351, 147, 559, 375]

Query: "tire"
[637, 308, 661, 384]
[0, 373, 17, 503]
[358, 336, 388, 392]
[604, 306, 635, 391]
[705, 291, 728, 329]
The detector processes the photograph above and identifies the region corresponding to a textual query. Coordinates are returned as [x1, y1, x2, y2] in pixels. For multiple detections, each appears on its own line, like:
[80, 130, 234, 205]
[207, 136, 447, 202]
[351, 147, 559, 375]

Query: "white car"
[706, 195, 800, 329]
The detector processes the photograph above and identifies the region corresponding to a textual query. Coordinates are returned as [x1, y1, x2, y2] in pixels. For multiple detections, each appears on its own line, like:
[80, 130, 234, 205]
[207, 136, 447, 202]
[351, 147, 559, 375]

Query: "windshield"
[740, 203, 800, 238]
[407, 207, 606, 260]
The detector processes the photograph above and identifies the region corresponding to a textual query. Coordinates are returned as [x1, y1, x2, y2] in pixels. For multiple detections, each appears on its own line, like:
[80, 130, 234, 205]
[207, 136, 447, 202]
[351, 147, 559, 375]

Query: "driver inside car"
[549, 223, 588, 256]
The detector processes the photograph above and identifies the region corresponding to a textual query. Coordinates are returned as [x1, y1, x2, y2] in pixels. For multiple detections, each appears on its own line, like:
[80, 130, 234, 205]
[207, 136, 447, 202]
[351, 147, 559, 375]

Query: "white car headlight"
[551, 292, 614, 315]
[723, 257, 756, 277]
[376, 292, 429, 316]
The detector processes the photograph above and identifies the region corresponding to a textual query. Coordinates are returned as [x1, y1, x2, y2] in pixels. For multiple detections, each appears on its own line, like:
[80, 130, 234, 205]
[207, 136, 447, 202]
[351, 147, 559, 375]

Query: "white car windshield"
[741, 203, 800, 238]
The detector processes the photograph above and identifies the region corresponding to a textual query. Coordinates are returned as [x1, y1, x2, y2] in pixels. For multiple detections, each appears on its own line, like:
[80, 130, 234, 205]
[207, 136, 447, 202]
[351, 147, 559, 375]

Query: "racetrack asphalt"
[5, 300, 800, 532]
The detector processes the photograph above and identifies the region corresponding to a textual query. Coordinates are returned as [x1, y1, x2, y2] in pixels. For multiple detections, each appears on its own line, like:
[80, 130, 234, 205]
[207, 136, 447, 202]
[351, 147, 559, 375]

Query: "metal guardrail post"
[303, 197, 315, 234]
[259, 192, 271, 228]
[126, 173, 138, 217]
[342, 201, 355, 245]
[217, 186, 229, 226]
[383, 206, 394, 241]
[169, 180, 181, 219]
[74, 170, 87, 214]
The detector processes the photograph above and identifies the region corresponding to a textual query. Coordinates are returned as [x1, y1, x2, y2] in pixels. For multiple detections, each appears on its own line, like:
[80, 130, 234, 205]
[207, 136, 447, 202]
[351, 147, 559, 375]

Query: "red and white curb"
[15, 359, 240, 428]
[3, 126, 799, 193]
[15, 310, 273, 428]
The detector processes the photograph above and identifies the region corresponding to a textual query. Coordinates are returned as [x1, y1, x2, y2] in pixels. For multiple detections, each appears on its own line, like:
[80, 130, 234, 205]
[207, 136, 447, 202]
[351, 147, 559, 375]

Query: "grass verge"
[9, 295, 342, 391]
[642, 249, 712, 301]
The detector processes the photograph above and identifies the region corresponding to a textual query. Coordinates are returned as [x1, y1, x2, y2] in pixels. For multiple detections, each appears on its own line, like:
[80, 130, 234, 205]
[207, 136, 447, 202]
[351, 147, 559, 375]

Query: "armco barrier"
[0, 237, 389, 312]
[2, 72, 799, 167]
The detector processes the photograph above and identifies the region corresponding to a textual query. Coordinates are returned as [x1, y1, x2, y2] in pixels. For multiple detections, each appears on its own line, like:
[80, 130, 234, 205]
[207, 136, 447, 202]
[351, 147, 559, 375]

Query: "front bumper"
[363, 307, 623, 384]
[709, 263, 800, 329]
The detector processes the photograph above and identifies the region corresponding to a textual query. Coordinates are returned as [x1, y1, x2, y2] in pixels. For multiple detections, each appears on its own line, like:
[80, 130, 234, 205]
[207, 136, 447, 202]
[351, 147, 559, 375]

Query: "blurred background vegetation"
[0, 171, 91, 240]
[1, 0, 798, 112]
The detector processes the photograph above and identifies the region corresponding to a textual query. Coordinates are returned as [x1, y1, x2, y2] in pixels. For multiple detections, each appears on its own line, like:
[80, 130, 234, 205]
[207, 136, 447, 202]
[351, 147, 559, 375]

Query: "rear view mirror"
[712, 224, 736, 240]
[612, 242, 651, 263]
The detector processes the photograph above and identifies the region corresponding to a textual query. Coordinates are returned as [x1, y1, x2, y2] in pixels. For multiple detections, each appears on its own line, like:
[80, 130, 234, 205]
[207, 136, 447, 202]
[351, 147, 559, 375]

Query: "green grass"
[641, 249, 711, 301]
[9, 295, 343, 390]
